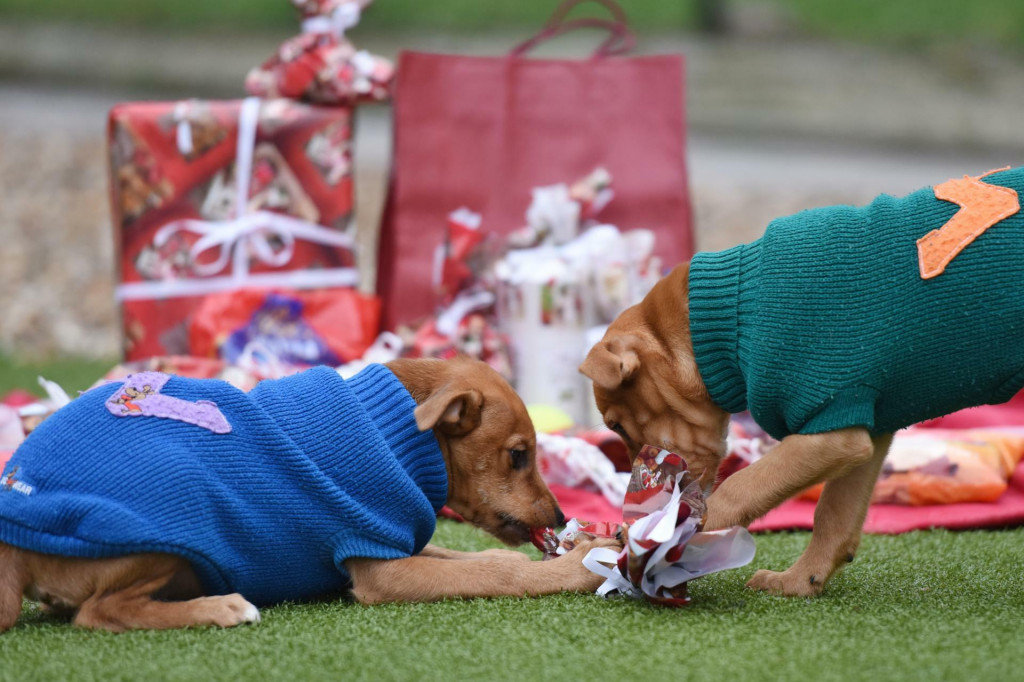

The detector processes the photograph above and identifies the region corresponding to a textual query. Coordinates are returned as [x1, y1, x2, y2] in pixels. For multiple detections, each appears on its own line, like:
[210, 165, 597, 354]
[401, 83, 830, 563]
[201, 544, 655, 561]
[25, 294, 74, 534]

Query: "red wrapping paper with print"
[245, 0, 393, 105]
[189, 288, 380, 368]
[109, 98, 361, 361]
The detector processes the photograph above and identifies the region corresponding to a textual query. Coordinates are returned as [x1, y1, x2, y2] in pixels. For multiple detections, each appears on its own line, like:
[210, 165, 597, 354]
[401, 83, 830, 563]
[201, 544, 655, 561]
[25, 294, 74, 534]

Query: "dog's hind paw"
[208, 594, 261, 628]
[746, 568, 826, 597]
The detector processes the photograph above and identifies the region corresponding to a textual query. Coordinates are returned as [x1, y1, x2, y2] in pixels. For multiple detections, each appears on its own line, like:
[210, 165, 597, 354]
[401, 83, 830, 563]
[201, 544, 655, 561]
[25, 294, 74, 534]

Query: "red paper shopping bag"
[376, 0, 693, 330]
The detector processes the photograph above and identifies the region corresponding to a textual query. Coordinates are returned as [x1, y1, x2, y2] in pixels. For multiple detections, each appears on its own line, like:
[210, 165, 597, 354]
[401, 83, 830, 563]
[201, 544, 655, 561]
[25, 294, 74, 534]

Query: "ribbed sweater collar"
[251, 365, 448, 514]
[345, 364, 448, 513]
[687, 243, 762, 414]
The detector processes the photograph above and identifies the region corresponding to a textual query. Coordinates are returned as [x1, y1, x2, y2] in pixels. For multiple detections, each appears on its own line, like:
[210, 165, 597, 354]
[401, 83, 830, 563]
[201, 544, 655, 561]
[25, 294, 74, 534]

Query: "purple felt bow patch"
[105, 371, 232, 434]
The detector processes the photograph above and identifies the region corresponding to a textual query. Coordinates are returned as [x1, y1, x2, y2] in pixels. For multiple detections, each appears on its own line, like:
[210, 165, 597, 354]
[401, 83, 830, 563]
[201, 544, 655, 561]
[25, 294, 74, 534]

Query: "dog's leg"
[0, 544, 30, 632]
[419, 544, 532, 562]
[70, 555, 260, 632]
[745, 433, 892, 597]
[347, 536, 619, 604]
[707, 427, 875, 530]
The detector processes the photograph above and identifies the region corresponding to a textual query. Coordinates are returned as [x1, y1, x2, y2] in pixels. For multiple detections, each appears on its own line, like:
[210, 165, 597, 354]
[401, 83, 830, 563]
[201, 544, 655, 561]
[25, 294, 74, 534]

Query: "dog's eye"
[609, 422, 629, 440]
[509, 448, 528, 470]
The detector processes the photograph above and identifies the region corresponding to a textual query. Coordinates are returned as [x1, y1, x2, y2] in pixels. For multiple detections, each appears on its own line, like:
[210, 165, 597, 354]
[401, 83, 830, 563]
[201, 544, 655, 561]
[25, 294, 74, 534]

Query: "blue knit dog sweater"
[0, 364, 447, 605]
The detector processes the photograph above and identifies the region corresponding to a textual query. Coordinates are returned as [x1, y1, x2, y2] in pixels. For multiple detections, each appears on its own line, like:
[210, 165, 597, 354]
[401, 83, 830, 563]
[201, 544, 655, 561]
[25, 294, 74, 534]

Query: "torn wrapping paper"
[507, 167, 613, 249]
[245, 0, 393, 104]
[109, 97, 360, 360]
[395, 208, 513, 380]
[336, 331, 404, 379]
[433, 208, 488, 304]
[536, 444, 755, 606]
[400, 308, 514, 382]
[530, 519, 622, 561]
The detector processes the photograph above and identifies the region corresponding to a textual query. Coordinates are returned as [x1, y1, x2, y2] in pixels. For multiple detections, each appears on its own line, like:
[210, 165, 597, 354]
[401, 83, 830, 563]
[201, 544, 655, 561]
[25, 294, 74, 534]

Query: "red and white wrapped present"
[109, 97, 374, 362]
[245, 0, 393, 104]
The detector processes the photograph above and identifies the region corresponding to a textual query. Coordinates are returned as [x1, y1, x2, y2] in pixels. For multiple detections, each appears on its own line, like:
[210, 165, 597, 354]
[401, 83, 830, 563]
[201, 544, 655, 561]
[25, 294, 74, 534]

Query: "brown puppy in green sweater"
[582, 166, 1024, 597]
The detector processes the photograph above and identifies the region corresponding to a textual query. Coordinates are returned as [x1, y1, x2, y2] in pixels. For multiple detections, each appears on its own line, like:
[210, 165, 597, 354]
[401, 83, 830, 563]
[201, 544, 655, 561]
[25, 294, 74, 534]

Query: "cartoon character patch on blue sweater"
[0, 364, 448, 606]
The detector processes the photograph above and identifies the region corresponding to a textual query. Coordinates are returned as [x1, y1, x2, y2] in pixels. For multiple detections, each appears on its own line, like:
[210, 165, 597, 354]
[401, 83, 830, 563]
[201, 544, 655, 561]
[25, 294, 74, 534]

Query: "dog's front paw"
[557, 535, 623, 593]
[746, 568, 826, 597]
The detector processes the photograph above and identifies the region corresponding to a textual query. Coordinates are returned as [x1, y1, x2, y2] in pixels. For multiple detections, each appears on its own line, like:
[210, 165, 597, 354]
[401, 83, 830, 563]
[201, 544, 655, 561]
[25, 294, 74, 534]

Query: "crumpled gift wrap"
[507, 167, 613, 249]
[534, 445, 756, 606]
[246, 0, 393, 104]
[395, 208, 513, 381]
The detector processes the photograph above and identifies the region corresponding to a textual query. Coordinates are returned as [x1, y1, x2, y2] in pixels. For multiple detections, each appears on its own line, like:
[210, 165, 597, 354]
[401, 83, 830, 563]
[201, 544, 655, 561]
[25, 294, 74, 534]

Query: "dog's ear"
[414, 386, 484, 435]
[579, 337, 641, 391]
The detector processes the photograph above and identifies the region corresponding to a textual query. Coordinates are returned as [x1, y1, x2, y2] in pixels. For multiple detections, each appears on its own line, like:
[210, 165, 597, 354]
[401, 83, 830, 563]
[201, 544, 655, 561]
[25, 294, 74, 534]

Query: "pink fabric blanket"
[550, 463, 1024, 534]
[552, 394, 1024, 534]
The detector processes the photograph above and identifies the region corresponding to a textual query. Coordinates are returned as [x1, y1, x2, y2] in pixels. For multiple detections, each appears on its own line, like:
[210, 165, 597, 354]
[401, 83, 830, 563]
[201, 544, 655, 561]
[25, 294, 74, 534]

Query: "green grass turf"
[0, 355, 117, 399]
[0, 0, 694, 33]
[1, 0, 1024, 48]
[2, 520, 1023, 682]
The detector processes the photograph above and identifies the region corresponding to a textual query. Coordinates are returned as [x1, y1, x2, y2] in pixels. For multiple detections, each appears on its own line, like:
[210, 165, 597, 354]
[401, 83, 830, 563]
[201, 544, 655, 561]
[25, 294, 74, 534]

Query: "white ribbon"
[117, 97, 358, 302]
[583, 547, 639, 598]
[301, 2, 361, 36]
[435, 290, 496, 338]
[174, 101, 194, 156]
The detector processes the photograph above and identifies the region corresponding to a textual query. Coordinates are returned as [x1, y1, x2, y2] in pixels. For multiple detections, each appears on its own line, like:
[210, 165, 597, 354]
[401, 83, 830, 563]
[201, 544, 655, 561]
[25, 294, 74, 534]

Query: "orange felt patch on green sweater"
[917, 167, 1019, 279]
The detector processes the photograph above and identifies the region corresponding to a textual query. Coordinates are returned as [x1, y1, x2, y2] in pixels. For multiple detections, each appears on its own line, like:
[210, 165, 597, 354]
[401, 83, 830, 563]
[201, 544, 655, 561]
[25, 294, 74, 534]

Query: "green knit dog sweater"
[688, 166, 1024, 441]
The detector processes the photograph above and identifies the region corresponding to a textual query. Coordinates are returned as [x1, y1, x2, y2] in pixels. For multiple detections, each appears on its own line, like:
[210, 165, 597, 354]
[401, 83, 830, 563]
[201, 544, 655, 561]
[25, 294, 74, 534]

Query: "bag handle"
[543, 0, 629, 29]
[510, 0, 635, 58]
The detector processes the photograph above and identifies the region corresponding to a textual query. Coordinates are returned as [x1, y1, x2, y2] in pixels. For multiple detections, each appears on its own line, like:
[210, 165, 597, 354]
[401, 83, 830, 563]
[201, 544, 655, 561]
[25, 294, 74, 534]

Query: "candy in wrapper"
[188, 288, 380, 370]
[580, 445, 757, 607]
[245, 0, 393, 104]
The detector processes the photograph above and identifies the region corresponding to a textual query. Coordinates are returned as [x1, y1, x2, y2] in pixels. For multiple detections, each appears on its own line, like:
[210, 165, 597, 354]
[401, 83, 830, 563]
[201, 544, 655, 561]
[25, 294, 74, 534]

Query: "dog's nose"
[554, 506, 566, 527]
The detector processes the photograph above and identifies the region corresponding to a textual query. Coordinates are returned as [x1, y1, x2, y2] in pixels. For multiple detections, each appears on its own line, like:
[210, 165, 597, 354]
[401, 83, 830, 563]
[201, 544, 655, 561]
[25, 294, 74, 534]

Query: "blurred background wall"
[2, 0, 1023, 361]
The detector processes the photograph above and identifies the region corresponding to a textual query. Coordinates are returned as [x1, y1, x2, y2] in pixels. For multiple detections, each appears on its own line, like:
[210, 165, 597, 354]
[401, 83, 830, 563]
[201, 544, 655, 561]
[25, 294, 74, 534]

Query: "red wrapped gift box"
[108, 97, 362, 360]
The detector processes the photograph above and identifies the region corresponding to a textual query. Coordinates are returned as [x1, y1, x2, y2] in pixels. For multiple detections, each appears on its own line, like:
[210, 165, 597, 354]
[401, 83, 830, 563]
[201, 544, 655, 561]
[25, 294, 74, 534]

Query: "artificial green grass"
[0, 0, 694, 34]
[3, 0, 1024, 50]
[0, 355, 117, 399]
[3, 520, 1023, 682]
